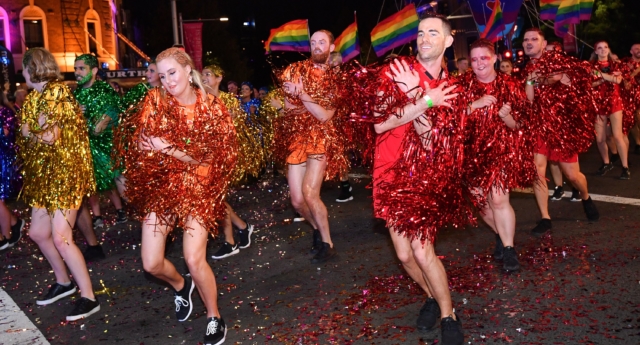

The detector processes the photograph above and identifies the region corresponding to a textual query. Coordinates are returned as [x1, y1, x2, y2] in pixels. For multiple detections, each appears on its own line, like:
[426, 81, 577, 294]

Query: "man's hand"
[559, 73, 571, 86]
[20, 123, 30, 138]
[270, 98, 283, 109]
[385, 59, 420, 93]
[283, 76, 305, 96]
[498, 103, 512, 118]
[424, 81, 458, 108]
[471, 95, 497, 110]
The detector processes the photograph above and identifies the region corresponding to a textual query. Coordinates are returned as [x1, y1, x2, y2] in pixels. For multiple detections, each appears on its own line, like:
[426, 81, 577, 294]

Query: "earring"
[189, 76, 193, 83]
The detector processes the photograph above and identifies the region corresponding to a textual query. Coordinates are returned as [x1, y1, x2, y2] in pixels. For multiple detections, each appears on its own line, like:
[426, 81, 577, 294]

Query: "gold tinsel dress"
[115, 88, 237, 232]
[18, 81, 96, 211]
[257, 89, 283, 164]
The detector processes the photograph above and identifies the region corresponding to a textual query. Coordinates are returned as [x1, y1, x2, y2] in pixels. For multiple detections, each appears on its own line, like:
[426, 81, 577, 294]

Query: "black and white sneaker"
[620, 167, 631, 180]
[7, 218, 25, 248]
[293, 211, 305, 222]
[204, 317, 227, 345]
[115, 209, 128, 224]
[237, 224, 254, 249]
[0, 237, 9, 251]
[550, 186, 564, 200]
[570, 188, 581, 202]
[597, 163, 614, 176]
[92, 216, 104, 228]
[66, 297, 100, 321]
[175, 276, 194, 322]
[211, 242, 239, 259]
[37, 282, 77, 305]
[336, 185, 353, 202]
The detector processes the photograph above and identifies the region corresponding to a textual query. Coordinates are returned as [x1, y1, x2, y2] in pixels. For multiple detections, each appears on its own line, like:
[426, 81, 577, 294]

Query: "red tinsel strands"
[113, 88, 237, 233]
[274, 59, 348, 180]
[457, 72, 538, 196]
[524, 50, 596, 156]
[591, 59, 636, 134]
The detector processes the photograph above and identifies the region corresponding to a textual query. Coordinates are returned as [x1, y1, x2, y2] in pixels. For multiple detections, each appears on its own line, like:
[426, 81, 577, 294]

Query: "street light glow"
[220, 17, 229, 21]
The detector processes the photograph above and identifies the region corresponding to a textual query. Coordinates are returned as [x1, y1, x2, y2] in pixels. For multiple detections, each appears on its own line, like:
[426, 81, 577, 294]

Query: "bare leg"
[533, 153, 551, 219]
[107, 189, 124, 210]
[225, 202, 247, 229]
[595, 115, 610, 164]
[222, 203, 236, 246]
[28, 208, 71, 284]
[388, 227, 433, 297]
[609, 111, 629, 168]
[0, 200, 14, 238]
[559, 162, 589, 200]
[288, 162, 319, 230]
[301, 155, 331, 246]
[141, 212, 184, 290]
[115, 175, 128, 202]
[184, 216, 220, 318]
[410, 239, 455, 319]
[89, 194, 102, 217]
[76, 203, 98, 246]
[549, 162, 563, 188]
[488, 188, 516, 247]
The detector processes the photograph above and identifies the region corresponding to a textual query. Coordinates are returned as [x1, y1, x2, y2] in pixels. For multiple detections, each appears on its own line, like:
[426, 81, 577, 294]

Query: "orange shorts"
[286, 141, 326, 165]
[534, 136, 578, 163]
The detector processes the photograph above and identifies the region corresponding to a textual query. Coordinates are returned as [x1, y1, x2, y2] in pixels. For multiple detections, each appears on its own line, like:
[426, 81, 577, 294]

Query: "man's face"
[416, 18, 453, 63]
[74, 60, 95, 87]
[523, 31, 546, 58]
[630, 44, 640, 59]
[457, 59, 468, 71]
[310, 31, 334, 64]
[228, 83, 238, 94]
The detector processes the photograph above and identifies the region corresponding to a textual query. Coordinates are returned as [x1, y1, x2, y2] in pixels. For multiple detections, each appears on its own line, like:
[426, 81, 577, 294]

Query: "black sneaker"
[493, 233, 504, 261]
[570, 188, 581, 202]
[310, 229, 322, 254]
[417, 297, 440, 331]
[620, 167, 631, 180]
[92, 216, 104, 228]
[66, 297, 100, 321]
[204, 317, 227, 345]
[550, 185, 564, 200]
[83, 244, 106, 262]
[7, 218, 25, 247]
[531, 218, 552, 236]
[597, 163, 614, 176]
[582, 197, 599, 221]
[310, 242, 336, 264]
[237, 224, 254, 249]
[502, 246, 520, 272]
[211, 242, 239, 259]
[115, 209, 128, 224]
[610, 153, 620, 165]
[635, 146, 640, 155]
[441, 314, 464, 345]
[175, 276, 194, 322]
[293, 211, 305, 222]
[37, 282, 77, 305]
[336, 185, 354, 202]
[0, 237, 8, 251]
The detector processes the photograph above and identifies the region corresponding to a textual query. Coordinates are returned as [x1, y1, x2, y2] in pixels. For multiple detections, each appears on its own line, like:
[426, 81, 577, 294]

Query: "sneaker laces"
[206, 319, 219, 335]
[174, 295, 189, 312]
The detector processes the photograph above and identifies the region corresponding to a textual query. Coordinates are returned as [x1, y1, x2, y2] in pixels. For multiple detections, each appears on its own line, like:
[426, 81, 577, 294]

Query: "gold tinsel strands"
[18, 82, 96, 211]
[257, 89, 283, 164]
[114, 88, 237, 233]
[218, 91, 265, 185]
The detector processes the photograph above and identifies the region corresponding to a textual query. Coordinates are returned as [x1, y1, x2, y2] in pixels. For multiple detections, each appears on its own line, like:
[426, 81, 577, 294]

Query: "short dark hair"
[227, 80, 238, 86]
[524, 27, 545, 39]
[500, 59, 513, 66]
[456, 57, 468, 63]
[419, 12, 452, 37]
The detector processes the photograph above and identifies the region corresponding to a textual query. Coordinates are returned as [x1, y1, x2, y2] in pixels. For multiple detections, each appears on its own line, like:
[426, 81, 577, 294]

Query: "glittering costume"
[74, 80, 122, 192]
[18, 82, 96, 211]
[122, 83, 153, 111]
[257, 90, 283, 163]
[525, 50, 597, 161]
[0, 106, 20, 200]
[457, 72, 537, 194]
[275, 59, 348, 179]
[592, 59, 638, 134]
[114, 88, 237, 232]
[218, 91, 264, 184]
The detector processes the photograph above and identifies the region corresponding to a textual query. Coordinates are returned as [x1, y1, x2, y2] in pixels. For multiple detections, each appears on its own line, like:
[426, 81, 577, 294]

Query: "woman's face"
[146, 63, 160, 86]
[240, 84, 252, 98]
[470, 47, 497, 80]
[595, 42, 610, 59]
[157, 57, 192, 97]
[201, 69, 222, 89]
[499, 61, 513, 75]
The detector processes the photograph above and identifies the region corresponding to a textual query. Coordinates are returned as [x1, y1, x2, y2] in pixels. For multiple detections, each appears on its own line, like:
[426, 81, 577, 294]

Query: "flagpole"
[306, 19, 311, 53]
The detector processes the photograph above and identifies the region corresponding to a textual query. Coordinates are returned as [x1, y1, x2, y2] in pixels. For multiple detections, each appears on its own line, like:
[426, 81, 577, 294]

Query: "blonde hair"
[203, 64, 224, 78]
[156, 47, 207, 97]
[22, 48, 62, 83]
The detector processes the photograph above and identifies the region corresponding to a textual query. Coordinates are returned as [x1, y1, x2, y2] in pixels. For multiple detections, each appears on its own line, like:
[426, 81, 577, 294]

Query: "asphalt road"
[1, 143, 640, 344]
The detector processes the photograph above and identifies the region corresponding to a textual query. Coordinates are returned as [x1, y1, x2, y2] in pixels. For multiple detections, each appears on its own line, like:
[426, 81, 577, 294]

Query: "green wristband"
[423, 95, 434, 108]
[526, 80, 535, 86]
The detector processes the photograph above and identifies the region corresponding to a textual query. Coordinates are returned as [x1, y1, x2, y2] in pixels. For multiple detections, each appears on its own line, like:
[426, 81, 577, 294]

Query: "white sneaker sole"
[336, 196, 354, 202]
[177, 280, 195, 322]
[293, 218, 305, 222]
[211, 249, 240, 260]
[205, 326, 227, 345]
[239, 225, 254, 249]
[37, 286, 77, 305]
[66, 304, 101, 321]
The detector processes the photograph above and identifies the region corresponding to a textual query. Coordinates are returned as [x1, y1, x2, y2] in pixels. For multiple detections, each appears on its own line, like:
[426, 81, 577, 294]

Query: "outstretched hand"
[385, 59, 420, 93]
[283, 77, 305, 97]
[424, 81, 458, 108]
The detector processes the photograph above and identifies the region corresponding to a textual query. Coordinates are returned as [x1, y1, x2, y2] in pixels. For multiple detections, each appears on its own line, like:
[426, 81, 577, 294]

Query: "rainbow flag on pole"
[370, 4, 419, 58]
[554, 0, 581, 36]
[579, 0, 594, 20]
[264, 19, 310, 54]
[540, 0, 562, 20]
[480, 0, 504, 42]
[334, 19, 360, 62]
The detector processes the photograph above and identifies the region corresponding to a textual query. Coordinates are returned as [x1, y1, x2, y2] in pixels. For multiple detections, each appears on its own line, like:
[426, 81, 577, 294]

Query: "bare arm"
[93, 115, 111, 135]
[283, 77, 335, 122]
[139, 134, 205, 165]
[498, 103, 519, 129]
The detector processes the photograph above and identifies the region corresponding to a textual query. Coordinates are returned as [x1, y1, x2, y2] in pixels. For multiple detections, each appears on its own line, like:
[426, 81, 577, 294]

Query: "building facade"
[0, 0, 120, 73]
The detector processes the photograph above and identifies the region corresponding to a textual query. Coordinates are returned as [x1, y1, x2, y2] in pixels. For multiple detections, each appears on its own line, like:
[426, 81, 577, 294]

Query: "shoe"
[211, 242, 239, 259]
[570, 188, 581, 202]
[115, 209, 128, 224]
[83, 244, 106, 262]
[493, 233, 504, 261]
[310, 242, 336, 263]
[582, 197, 599, 221]
[293, 211, 305, 222]
[0, 238, 8, 251]
[92, 216, 104, 228]
[237, 224, 254, 249]
[204, 317, 227, 345]
[620, 167, 631, 180]
[610, 153, 620, 165]
[66, 297, 100, 321]
[175, 276, 195, 322]
[502, 246, 520, 272]
[336, 185, 354, 202]
[441, 314, 464, 345]
[310, 229, 322, 254]
[597, 163, 614, 176]
[7, 218, 25, 247]
[531, 218, 552, 236]
[635, 146, 640, 155]
[550, 185, 564, 200]
[37, 282, 77, 305]
[416, 297, 440, 331]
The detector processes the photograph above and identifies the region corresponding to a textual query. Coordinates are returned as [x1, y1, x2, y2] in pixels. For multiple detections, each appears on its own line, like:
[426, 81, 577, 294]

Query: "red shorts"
[534, 136, 578, 163]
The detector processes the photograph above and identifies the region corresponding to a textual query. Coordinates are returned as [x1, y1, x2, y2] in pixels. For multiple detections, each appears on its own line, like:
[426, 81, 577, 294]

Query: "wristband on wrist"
[526, 80, 535, 86]
[423, 95, 434, 108]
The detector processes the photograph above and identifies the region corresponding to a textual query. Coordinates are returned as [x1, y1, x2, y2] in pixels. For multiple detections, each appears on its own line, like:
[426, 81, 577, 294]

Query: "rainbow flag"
[264, 19, 310, 54]
[540, 0, 562, 20]
[370, 4, 419, 57]
[554, 0, 581, 36]
[334, 20, 360, 62]
[480, 0, 504, 42]
[579, 0, 594, 20]
[468, 0, 523, 42]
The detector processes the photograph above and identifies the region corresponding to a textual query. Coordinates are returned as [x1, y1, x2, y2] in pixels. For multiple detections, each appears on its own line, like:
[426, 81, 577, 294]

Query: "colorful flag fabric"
[480, 0, 504, 42]
[579, 0, 594, 20]
[334, 20, 360, 62]
[370, 4, 419, 57]
[468, 0, 523, 42]
[264, 19, 310, 54]
[540, 0, 562, 20]
[554, 0, 581, 37]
